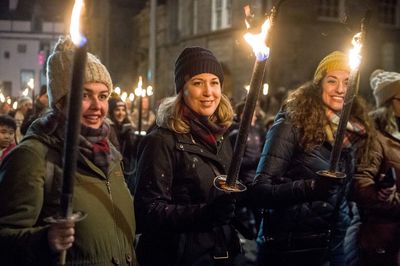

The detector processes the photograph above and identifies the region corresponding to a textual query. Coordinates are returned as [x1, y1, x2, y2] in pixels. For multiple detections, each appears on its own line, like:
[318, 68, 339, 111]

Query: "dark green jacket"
[0, 116, 137, 266]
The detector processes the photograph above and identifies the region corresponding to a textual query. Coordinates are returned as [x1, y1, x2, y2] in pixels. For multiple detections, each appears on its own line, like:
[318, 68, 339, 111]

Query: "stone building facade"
[132, 0, 400, 110]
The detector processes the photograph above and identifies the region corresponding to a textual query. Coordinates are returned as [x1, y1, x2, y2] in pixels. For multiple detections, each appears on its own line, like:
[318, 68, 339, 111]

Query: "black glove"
[204, 193, 236, 226]
[305, 177, 341, 201]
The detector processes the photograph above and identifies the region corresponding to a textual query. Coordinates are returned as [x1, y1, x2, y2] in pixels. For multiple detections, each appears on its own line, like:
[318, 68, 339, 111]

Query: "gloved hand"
[204, 193, 236, 226]
[305, 177, 341, 201]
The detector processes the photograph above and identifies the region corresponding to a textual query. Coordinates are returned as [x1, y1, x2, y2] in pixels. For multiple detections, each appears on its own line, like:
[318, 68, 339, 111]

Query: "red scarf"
[182, 104, 226, 153]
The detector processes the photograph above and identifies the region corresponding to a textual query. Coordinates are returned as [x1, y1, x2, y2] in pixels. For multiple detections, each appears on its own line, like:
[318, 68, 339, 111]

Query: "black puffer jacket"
[253, 111, 354, 242]
[134, 126, 241, 266]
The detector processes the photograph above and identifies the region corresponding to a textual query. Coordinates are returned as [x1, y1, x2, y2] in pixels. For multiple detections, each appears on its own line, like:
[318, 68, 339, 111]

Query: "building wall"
[0, 19, 63, 97]
[133, 0, 400, 107]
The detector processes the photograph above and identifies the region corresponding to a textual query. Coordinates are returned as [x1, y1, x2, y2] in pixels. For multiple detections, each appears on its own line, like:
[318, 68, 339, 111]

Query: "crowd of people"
[0, 33, 399, 266]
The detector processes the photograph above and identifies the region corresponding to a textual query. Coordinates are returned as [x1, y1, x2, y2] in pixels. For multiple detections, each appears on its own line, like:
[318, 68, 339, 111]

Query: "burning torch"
[318, 11, 370, 180]
[214, 1, 286, 192]
[44, 0, 88, 265]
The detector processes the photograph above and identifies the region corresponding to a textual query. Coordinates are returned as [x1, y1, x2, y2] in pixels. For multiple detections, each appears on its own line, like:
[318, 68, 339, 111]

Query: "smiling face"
[320, 70, 349, 112]
[81, 83, 110, 128]
[0, 125, 14, 149]
[113, 103, 127, 123]
[183, 73, 222, 117]
[392, 91, 400, 117]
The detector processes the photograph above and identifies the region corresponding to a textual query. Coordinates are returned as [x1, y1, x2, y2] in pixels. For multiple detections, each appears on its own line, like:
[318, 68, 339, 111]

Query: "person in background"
[253, 51, 375, 266]
[108, 96, 138, 193]
[353, 69, 400, 266]
[0, 102, 12, 115]
[20, 85, 49, 135]
[0, 35, 137, 265]
[135, 46, 244, 265]
[130, 96, 155, 133]
[0, 115, 16, 163]
[11, 96, 32, 142]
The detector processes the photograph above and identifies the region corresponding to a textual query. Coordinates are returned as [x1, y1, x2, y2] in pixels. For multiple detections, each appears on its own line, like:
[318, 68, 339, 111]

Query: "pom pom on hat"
[174, 47, 224, 93]
[313, 51, 350, 84]
[370, 69, 400, 107]
[46, 35, 113, 108]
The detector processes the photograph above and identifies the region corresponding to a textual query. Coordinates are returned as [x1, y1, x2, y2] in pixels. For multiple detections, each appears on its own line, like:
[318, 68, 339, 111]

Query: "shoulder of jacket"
[16, 137, 49, 157]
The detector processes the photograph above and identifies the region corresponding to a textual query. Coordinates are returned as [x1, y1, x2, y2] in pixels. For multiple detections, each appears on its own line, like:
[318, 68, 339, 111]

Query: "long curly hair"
[284, 81, 376, 164]
[156, 90, 233, 134]
[370, 103, 399, 135]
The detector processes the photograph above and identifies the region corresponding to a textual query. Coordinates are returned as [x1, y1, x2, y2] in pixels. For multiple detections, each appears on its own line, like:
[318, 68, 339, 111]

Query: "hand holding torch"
[318, 11, 371, 181]
[44, 1, 88, 265]
[214, 1, 286, 192]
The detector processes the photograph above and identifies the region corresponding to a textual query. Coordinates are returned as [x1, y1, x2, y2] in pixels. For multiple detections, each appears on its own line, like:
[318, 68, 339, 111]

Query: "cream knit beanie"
[46, 35, 113, 108]
[370, 69, 400, 107]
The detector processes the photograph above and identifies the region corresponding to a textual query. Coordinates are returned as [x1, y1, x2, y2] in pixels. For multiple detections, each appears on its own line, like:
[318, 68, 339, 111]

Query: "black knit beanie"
[108, 97, 126, 115]
[174, 47, 224, 94]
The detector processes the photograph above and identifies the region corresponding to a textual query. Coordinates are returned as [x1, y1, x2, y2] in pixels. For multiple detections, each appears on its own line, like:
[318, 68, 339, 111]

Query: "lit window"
[211, 0, 232, 31]
[378, 0, 400, 27]
[318, 0, 345, 21]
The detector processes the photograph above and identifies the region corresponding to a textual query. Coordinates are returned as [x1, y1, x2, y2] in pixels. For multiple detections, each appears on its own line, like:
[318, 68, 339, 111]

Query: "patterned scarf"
[79, 123, 111, 175]
[325, 108, 366, 148]
[31, 110, 111, 175]
[182, 104, 227, 153]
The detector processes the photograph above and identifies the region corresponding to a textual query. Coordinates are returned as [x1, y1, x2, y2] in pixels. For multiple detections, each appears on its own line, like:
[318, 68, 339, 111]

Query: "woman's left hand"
[377, 185, 397, 202]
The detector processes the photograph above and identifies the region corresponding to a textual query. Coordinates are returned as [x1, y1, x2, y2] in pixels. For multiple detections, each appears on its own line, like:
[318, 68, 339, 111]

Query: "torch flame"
[243, 18, 271, 61]
[70, 0, 87, 47]
[134, 76, 143, 96]
[348, 32, 362, 70]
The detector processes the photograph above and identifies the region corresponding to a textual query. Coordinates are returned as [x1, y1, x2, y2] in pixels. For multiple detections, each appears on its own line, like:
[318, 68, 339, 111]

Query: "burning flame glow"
[27, 78, 34, 89]
[348, 32, 362, 70]
[129, 93, 135, 102]
[146, 86, 154, 96]
[134, 76, 144, 96]
[243, 18, 271, 61]
[263, 83, 269, 95]
[22, 88, 29, 96]
[120, 92, 128, 102]
[70, 0, 87, 47]
[114, 87, 121, 95]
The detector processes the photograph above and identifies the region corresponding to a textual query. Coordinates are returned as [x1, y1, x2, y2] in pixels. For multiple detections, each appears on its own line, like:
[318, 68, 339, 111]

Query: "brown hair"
[285, 81, 375, 164]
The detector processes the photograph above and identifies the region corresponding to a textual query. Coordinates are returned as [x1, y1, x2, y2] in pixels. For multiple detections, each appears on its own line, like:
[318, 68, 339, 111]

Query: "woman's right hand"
[47, 221, 75, 252]
[206, 194, 236, 225]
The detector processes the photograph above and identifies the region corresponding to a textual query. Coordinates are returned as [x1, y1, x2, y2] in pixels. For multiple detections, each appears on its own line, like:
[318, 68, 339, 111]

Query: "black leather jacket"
[134, 126, 241, 266]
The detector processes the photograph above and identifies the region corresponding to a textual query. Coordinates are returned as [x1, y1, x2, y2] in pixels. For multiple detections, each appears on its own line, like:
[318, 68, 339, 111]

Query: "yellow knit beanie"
[46, 35, 113, 108]
[313, 51, 350, 85]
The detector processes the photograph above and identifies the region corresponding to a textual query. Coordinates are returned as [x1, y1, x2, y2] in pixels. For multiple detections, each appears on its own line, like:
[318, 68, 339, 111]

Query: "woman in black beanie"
[135, 47, 244, 265]
[107, 96, 138, 193]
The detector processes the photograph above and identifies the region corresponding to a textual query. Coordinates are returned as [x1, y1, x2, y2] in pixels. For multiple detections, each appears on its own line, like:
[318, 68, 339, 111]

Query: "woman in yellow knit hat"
[252, 51, 376, 266]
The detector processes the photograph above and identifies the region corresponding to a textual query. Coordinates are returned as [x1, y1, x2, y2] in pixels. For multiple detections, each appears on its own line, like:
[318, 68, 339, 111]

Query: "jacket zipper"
[106, 179, 125, 264]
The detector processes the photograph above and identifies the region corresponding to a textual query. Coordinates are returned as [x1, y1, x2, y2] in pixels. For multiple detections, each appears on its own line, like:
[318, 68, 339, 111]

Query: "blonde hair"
[156, 91, 234, 133]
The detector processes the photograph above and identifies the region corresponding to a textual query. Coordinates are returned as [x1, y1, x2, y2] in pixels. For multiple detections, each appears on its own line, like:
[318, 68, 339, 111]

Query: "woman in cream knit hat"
[0, 36, 137, 265]
[253, 51, 376, 266]
[353, 69, 400, 266]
